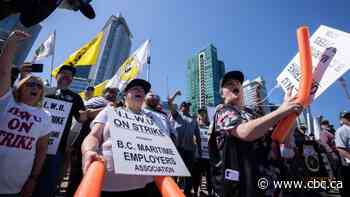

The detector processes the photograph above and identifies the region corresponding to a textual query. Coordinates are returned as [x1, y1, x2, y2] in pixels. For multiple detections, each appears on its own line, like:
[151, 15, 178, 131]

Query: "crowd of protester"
[1, 30, 350, 197]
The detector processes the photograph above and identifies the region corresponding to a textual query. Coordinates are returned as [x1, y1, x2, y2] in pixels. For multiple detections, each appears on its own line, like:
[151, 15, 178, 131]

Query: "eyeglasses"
[25, 82, 43, 89]
[148, 94, 160, 100]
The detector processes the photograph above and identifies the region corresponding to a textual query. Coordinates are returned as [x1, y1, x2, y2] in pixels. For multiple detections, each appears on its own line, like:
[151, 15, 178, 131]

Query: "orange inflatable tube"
[74, 160, 106, 197]
[271, 26, 313, 143]
[154, 176, 185, 197]
[74, 161, 184, 197]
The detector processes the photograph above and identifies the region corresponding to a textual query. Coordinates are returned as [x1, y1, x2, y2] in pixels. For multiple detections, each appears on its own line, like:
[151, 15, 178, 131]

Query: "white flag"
[33, 32, 55, 61]
[106, 40, 151, 90]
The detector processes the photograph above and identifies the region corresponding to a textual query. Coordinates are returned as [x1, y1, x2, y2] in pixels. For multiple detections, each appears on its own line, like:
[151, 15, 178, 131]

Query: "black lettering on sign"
[114, 119, 130, 129]
[48, 138, 54, 145]
[134, 164, 175, 173]
[51, 116, 65, 125]
[132, 123, 164, 136]
[134, 115, 145, 123]
[287, 63, 301, 82]
[50, 131, 60, 138]
[124, 112, 134, 121]
[58, 104, 65, 112]
[280, 77, 299, 93]
[43, 101, 49, 109]
[117, 140, 124, 148]
[126, 142, 133, 150]
[313, 36, 334, 48]
[50, 103, 58, 110]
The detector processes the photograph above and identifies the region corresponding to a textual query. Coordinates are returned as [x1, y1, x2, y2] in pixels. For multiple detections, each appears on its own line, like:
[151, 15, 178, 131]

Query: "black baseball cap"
[85, 86, 94, 91]
[124, 79, 151, 94]
[180, 102, 191, 108]
[320, 120, 330, 125]
[340, 111, 350, 119]
[57, 65, 76, 76]
[197, 108, 207, 114]
[220, 70, 244, 87]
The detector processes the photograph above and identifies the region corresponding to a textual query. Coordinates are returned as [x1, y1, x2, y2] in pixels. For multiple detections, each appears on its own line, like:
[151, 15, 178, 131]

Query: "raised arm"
[0, 30, 30, 97]
[167, 90, 181, 117]
[233, 92, 303, 141]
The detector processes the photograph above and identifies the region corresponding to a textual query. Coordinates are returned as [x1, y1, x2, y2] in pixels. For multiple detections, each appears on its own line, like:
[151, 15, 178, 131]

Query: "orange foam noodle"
[74, 160, 105, 197]
[272, 26, 313, 143]
[154, 176, 185, 197]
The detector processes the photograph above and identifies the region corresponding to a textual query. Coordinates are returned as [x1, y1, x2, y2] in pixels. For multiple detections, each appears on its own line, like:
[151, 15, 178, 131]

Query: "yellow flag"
[79, 80, 109, 98]
[79, 40, 151, 97]
[52, 32, 104, 77]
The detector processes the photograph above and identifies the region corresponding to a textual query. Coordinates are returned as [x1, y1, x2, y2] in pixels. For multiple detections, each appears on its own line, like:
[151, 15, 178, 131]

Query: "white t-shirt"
[93, 107, 155, 192]
[0, 89, 51, 194]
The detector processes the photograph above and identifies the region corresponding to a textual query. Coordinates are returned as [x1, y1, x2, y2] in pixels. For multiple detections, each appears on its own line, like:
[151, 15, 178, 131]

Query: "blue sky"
[26, 0, 350, 127]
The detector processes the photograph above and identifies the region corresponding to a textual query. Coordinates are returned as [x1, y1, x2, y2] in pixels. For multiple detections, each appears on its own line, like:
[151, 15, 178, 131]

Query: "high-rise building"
[243, 76, 271, 115]
[0, 15, 41, 66]
[187, 44, 225, 114]
[90, 14, 132, 85]
[70, 14, 132, 93]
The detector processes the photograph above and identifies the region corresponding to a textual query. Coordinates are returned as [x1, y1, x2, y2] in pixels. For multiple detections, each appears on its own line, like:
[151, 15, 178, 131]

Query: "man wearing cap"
[143, 91, 177, 143]
[33, 65, 88, 197]
[82, 78, 163, 196]
[84, 86, 95, 102]
[209, 70, 303, 197]
[168, 90, 201, 196]
[192, 108, 213, 197]
[335, 112, 350, 196]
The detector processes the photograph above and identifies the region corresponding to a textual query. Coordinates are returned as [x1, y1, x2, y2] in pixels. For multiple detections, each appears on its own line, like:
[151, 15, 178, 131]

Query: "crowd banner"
[107, 107, 190, 177]
[277, 25, 350, 101]
[74, 160, 106, 197]
[43, 97, 72, 155]
[272, 26, 313, 143]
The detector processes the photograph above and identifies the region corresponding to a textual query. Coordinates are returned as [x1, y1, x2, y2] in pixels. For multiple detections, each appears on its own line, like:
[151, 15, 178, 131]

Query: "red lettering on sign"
[18, 122, 33, 133]
[0, 132, 14, 146]
[7, 118, 34, 133]
[16, 136, 27, 149]
[26, 137, 35, 150]
[10, 134, 22, 147]
[8, 118, 20, 130]
[20, 111, 31, 121]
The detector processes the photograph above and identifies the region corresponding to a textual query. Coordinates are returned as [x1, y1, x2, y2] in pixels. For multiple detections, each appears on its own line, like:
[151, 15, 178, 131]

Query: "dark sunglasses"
[25, 81, 43, 89]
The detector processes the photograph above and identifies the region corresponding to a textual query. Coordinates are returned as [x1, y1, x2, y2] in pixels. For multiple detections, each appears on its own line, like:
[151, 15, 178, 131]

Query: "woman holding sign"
[0, 31, 51, 197]
[81, 79, 162, 197]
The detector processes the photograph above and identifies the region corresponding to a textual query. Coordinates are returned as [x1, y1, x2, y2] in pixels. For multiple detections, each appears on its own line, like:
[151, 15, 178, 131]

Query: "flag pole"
[146, 40, 151, 82]
[50, 30, 56, 87]
[147, 62, 150, 82]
